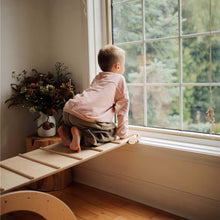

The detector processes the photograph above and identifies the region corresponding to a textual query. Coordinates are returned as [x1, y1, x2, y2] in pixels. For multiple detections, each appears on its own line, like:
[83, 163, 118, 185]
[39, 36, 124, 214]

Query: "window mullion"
[142, 0, 147, 126]
[182, 30, 220, 39]
[179, 0, 183, 130]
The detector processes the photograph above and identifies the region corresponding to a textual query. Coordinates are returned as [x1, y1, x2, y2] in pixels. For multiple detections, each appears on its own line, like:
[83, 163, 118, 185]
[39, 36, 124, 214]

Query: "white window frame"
[84, 0, 110, 86]
[86, 0, 220, 155]
[111, 0, 220, 134]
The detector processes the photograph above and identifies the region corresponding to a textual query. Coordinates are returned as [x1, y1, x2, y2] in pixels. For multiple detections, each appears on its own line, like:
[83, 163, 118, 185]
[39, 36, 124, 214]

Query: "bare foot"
[58, 125, 71, 147]
[70, 127, 81, 152]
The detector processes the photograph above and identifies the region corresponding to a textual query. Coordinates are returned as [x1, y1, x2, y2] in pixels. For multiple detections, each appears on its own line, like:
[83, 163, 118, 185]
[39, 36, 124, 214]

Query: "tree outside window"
[112, 0, 220, 134]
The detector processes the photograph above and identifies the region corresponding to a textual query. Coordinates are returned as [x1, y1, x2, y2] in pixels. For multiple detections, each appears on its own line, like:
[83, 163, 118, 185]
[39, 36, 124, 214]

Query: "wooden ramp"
[0, 135, 140, 194]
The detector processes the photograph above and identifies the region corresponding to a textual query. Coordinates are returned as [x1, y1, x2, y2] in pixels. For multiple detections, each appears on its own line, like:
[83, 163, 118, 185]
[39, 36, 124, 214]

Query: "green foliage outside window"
[112, 0, 220, 134]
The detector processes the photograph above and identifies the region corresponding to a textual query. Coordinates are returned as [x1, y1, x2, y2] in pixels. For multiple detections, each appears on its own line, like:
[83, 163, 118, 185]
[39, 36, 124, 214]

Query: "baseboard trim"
[73, 166, 220, 220]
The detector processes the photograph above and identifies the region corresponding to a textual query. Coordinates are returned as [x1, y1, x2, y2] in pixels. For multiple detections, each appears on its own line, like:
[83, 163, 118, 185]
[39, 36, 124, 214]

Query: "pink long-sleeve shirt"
[63, 72, 129, 138]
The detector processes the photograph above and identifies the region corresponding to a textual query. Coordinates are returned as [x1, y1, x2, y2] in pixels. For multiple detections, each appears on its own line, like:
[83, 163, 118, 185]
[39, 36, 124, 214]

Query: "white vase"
[37, 112, 56, 137]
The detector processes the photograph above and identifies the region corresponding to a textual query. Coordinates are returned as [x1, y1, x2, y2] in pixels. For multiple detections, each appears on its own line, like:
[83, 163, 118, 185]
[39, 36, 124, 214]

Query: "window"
[111, 0, 220, 135]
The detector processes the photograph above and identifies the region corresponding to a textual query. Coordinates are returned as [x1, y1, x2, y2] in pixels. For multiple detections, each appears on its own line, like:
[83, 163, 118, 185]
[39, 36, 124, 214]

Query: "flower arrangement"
[5, 62, 75, 130]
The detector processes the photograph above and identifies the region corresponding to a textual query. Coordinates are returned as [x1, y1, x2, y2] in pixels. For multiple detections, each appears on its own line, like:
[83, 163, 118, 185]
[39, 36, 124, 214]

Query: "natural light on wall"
[111, 0, 220, 135]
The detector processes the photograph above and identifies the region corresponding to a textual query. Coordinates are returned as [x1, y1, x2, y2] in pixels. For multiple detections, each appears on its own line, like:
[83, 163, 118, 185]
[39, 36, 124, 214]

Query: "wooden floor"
[2, 182, 186, 220]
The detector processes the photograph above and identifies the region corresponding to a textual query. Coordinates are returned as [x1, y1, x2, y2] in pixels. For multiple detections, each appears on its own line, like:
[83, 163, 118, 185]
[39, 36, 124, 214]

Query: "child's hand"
[120, 132, 134, 139]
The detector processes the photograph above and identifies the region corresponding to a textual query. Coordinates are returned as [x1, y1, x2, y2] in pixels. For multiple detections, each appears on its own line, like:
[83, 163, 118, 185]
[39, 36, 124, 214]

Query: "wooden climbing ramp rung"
[18, 153, 61, 169]
[0, 135, 140, 194]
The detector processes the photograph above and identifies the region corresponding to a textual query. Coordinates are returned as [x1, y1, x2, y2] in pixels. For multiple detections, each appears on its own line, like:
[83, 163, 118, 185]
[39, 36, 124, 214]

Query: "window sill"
[129, 125, 220, 157]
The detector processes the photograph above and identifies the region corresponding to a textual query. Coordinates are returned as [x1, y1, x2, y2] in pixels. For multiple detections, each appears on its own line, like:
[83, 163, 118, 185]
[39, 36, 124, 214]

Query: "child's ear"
[114, 63, 120, 70]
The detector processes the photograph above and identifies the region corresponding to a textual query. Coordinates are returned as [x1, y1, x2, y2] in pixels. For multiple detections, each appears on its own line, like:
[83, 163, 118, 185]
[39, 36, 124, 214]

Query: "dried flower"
[5, 62, 75, 116]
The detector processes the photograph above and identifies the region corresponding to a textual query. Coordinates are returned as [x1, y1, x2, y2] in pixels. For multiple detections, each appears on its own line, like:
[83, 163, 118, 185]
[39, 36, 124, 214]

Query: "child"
[58, 45, 133, 152]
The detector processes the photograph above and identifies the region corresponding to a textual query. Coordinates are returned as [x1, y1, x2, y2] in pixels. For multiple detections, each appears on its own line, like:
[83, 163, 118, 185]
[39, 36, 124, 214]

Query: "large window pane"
[120, 44, 143, 83]
[182, 0, 209, 35]
[112, 0, 142, 43]
[147, 86, 180, 129]
[212, 35, 220, 82]
[145, 0, 178, 39]
[183, 35, 220, 83]
[146, 40, 179, 83]
[183, 86, 220, 134]
[128, 86, 144, 126]
[111, 0, 220, 135]
[212, 0, 220, 31]
[182, 0, 220, 35]
[213, 86, 220, 134]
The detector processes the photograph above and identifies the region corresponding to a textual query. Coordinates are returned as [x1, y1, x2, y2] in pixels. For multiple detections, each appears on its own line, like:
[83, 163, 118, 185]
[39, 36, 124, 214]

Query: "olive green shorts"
[63, 112, 117, 147]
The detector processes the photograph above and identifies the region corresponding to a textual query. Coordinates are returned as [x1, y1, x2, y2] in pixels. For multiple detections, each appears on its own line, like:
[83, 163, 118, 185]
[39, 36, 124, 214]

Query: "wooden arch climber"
[0, 190, 77, 219]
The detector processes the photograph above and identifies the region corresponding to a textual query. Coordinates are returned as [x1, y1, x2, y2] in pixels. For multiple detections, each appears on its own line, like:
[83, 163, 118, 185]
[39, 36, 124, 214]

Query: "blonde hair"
[98, 45, 125, 72]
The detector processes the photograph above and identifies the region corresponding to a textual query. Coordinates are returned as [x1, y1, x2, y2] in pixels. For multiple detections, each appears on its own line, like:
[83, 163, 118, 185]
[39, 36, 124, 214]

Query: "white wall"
[1, 0, 51, 160]
[1, 0, 88, 160]
[48, 0, 89, 92]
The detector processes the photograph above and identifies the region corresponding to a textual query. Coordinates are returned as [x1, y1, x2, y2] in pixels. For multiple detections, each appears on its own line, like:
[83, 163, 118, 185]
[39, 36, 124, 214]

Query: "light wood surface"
[50, 182, 186, 220]
[23, 148, 79, 168]
[0, 163, 34, 180]
[40, 147, 83, 160]
[1, 182, 186, 220]
[0, 190, 76, 219]
[0, 136, 138, 194]
[0, 168, 30, 192]
[18, 153, 61, 169]
[25, 135, 73, 192]
[1, 156, 55, 179]
[26, 135, 61, 152]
